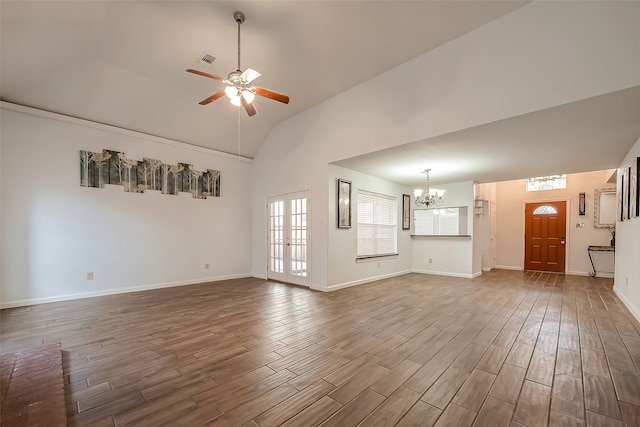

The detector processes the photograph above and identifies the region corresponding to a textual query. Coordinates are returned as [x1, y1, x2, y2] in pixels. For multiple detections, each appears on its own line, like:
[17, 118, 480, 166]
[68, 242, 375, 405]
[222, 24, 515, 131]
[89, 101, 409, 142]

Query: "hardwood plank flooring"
[2, 270, 640, 426]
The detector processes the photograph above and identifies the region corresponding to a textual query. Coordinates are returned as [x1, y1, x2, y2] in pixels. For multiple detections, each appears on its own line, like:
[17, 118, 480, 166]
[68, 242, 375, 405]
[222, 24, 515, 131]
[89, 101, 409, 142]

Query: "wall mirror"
[594, 188, 616, 228]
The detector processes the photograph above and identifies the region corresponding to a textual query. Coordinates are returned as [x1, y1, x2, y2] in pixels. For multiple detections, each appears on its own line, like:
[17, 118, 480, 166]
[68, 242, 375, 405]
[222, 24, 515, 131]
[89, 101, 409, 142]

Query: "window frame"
[526, 175, 567, 192]
[356, 190, 398, 259]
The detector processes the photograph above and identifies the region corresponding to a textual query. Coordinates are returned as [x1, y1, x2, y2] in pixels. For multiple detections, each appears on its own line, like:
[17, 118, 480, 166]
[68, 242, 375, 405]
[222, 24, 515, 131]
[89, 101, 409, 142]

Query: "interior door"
[525, 201, 566, 272]
[267, 191, 310, 286]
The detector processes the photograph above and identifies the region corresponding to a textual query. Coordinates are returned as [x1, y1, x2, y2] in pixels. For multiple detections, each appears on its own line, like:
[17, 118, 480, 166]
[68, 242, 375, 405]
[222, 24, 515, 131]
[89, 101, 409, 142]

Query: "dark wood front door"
[525, 201, 566, 273]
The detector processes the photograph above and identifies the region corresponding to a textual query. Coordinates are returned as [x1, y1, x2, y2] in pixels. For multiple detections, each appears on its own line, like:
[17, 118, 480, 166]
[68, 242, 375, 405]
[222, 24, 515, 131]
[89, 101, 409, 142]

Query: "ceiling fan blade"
[255, 87, 290, 104]
[241, 97, 258, 117]
[240, 68, 261, 83]
[186, 68, 224, 82]
[199, 90, 225, 105]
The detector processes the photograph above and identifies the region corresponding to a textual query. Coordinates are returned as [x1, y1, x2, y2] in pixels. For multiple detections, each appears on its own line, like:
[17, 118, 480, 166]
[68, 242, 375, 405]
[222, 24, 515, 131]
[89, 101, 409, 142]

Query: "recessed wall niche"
[80, 149, 220, 199]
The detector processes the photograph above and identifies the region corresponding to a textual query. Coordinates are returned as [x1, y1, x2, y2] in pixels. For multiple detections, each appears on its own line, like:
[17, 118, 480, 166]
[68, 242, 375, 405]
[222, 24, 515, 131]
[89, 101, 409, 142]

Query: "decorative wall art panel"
[80, 150, 220, 199]
[630, 157, 639, 218]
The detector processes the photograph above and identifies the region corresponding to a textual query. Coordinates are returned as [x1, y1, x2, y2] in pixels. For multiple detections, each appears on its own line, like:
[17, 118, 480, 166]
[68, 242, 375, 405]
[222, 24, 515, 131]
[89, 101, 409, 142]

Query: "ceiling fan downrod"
[234, 11, 245, 73]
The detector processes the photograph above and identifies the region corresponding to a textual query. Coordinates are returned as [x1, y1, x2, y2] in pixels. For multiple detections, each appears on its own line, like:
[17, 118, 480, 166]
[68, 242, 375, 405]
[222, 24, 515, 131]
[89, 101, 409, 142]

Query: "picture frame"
[337, 178, 352, 228]
[630, 157, 639, 218]
[578, 192, 586, 216]
[624, 166, 631, 221]
[619, 168, 627, 222]
[402, 194, 411, 230]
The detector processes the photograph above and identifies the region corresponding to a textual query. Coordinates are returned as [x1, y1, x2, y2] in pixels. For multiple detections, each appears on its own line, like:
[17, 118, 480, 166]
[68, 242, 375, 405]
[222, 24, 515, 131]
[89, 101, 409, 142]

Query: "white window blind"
[357, 190, 397, 258]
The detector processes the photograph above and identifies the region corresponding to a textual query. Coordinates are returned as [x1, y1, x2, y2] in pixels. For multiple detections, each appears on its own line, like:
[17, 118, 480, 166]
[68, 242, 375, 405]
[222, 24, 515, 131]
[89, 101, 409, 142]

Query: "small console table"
[587, 245, 615, 277]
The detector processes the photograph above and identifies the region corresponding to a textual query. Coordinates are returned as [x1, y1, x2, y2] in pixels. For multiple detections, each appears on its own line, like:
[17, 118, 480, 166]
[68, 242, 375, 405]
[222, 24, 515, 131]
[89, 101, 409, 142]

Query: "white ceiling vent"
[199, 53, 216, 66]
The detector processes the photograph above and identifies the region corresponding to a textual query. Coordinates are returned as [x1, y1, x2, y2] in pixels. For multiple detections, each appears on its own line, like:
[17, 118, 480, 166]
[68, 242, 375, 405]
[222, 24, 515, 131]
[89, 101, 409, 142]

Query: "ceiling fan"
[186, 11, 289, 117]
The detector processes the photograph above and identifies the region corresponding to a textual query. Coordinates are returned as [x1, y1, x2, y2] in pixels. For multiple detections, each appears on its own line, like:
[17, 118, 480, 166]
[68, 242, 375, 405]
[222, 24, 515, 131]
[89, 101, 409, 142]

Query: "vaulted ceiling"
[2, 1, 639, 187]
[1, 1, 526, 158]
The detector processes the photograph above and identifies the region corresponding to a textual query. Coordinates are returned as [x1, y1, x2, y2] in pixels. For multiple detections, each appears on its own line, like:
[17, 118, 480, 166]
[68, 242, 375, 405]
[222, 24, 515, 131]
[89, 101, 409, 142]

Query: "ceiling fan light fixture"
[242, 89, 255, 104]
[224, 86, 238, 99]
[229, 96, 242, 107]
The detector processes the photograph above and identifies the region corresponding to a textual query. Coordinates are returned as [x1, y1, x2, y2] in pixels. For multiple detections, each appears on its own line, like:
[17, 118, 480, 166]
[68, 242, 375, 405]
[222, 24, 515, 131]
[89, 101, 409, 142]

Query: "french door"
[267, 191, 310, 286]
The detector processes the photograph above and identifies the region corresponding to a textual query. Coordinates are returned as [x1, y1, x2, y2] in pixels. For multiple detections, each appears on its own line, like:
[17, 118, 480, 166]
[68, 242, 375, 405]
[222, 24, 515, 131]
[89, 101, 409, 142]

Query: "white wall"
[478, 182, 497, 272]
[614, 137, 640, 321]
[494, 171, 616, 276]
[251, 2, 640, 290]
[472, 183, 484, 276]
[1, 104, 252, 308]
[325, 165, 412, 291]
[411, 181, 477, 278]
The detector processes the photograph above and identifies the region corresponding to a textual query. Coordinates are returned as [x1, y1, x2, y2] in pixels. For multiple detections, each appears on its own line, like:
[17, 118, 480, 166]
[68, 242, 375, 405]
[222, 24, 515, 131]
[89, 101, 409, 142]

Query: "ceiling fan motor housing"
[227, 71, 242, 83]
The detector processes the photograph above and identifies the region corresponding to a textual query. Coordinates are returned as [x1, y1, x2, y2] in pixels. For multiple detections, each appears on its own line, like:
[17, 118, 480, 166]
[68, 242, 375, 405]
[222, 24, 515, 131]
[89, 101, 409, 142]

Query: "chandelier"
[414, 169, 445, 207]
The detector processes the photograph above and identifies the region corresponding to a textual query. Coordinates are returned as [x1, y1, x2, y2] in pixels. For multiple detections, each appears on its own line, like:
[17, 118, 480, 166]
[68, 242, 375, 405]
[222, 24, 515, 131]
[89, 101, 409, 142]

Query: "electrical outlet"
[204, 263, 210, 270]
[87, 272, 93, 280]
[428, 258, 433, 264]
[575, 222, 585, 228]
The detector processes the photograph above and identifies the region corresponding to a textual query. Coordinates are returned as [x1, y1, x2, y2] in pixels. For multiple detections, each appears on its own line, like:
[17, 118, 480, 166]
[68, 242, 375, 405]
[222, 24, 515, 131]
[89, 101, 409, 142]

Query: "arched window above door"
[533, 205, 558, 215]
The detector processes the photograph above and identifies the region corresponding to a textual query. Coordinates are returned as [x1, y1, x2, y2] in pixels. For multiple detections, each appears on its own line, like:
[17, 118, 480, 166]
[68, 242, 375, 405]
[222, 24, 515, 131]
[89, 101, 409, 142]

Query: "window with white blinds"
[357, 190, 397, 258]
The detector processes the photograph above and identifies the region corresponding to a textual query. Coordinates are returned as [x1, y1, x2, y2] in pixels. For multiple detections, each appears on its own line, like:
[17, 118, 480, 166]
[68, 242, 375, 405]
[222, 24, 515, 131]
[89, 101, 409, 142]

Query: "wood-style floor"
[1, 270, 640, 427]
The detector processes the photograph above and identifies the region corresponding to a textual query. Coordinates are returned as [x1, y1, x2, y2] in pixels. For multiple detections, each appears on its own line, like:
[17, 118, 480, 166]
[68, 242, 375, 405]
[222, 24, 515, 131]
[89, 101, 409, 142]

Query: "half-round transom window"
[533, 205, 558, 215]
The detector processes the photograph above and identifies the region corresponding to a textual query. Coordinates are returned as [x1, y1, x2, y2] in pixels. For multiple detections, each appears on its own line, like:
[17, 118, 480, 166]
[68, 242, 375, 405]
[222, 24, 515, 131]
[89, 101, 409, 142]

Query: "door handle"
[561, 238, 566, 245]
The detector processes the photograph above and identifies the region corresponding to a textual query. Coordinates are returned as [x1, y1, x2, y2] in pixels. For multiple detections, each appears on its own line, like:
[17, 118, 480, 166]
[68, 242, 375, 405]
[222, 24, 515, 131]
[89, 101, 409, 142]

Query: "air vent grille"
[199, 53, 216, 65]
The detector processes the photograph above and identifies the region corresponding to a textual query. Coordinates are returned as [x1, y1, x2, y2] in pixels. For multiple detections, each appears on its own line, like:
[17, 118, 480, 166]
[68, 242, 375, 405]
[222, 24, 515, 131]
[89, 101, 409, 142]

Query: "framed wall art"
[619, 168, 627, 221]
[402, 194, 411, 230]
[80, 149, 220, 199]
[579, 192, 586, 216]
[630, 157, 639, 218]
[337, 178, 352, 228]
[624, 166, 631, 221]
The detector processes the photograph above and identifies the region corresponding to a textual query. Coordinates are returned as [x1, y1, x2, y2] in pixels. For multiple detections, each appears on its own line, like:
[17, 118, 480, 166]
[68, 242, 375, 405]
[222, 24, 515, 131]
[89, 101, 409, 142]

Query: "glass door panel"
[267, 191, 310, 286]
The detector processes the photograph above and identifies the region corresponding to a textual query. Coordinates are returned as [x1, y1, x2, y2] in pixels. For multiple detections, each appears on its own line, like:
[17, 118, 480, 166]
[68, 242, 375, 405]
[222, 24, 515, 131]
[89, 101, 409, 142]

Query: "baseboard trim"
[411, 269, 478, 279]
[567, 270, 614, 278]
[325, 270, 412, 292]
[310, 283, 328, 292]
[495, 265, 523, 271]
[0, 274, 251, 309]
[613, 285, 640, 324]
